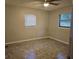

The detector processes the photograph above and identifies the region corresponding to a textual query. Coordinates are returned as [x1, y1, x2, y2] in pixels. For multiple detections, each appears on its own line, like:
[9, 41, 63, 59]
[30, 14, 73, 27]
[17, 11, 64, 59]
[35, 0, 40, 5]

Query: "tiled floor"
[5, 38, 69, 59]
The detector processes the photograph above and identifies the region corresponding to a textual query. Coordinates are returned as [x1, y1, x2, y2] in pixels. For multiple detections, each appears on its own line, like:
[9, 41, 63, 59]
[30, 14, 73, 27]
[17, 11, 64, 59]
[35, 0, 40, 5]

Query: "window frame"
[24, 14, 36, 27]
[59, 13, 71, 28]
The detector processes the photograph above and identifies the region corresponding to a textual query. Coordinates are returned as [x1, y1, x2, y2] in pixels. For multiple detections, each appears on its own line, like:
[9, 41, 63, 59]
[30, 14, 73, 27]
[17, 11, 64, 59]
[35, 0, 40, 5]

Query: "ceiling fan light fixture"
[44, 3, 49, 7]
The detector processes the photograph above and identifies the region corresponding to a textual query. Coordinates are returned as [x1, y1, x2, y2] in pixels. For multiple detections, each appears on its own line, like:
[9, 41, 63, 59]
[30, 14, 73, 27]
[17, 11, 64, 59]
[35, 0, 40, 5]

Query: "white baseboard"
[5, 36, 48, 45]
[6, 36, 69, 45]
[48, 36, 69, 45]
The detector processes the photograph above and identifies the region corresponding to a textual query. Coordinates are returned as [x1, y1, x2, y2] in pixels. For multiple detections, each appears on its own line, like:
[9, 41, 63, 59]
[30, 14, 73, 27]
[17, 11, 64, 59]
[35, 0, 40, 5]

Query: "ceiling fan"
[42, 0, 61, 7]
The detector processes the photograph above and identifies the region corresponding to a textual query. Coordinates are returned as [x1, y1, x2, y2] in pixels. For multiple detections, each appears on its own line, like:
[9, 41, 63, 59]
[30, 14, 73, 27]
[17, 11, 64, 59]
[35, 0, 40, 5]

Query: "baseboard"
[48, 36, 69, 45]
[5, 36, 48, 45]
[6, 36, 69, 45]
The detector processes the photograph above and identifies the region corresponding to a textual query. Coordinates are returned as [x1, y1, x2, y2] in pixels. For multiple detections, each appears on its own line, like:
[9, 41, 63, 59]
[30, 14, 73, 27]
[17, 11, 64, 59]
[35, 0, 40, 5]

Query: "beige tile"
[6, 39, 69, 59]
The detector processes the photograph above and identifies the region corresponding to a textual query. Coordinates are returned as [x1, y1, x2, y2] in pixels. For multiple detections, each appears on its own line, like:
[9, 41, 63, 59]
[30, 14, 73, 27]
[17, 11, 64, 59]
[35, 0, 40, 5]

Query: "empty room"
[5, 0, 72, 59]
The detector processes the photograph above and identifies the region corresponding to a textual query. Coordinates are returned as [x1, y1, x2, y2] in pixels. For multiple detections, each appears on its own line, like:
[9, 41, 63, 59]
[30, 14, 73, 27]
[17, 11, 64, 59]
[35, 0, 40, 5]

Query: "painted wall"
[48, 6, 72, 43]
[5, 5, 72, 43]
[5, 5, 48, 43]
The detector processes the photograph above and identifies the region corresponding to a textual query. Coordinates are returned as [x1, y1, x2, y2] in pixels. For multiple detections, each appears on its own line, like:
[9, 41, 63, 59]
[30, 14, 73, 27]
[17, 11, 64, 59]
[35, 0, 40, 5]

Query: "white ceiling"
[5, 0, 72, 11]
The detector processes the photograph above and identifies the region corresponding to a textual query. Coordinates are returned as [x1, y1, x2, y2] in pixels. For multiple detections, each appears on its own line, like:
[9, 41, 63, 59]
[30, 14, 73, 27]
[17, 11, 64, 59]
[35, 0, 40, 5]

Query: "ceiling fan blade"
[47, 0, 61, 2]
[49, 2, 59, 5]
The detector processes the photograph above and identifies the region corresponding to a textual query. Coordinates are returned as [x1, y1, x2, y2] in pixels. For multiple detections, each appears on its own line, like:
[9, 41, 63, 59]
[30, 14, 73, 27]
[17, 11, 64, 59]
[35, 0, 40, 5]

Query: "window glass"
[59, 13, 71, 28]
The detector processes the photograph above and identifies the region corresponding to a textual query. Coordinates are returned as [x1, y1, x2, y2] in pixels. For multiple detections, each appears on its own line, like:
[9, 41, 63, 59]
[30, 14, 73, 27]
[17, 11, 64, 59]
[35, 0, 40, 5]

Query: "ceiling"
[5, 0, 72, 11]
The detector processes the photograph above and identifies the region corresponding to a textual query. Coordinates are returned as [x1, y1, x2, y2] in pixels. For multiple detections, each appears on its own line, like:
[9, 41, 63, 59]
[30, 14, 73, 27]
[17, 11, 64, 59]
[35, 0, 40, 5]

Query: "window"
[59, 13, 71, 28]
[25, 14, 36, 27]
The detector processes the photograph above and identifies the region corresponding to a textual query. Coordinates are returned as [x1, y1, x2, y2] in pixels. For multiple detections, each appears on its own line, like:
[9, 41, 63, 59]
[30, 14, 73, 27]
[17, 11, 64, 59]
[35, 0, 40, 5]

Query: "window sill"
[58, 27, 70, 29]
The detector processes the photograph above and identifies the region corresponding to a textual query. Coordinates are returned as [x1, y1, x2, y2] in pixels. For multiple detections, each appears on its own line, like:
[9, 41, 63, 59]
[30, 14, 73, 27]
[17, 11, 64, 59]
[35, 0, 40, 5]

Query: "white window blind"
[25, 14, 36, 27]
